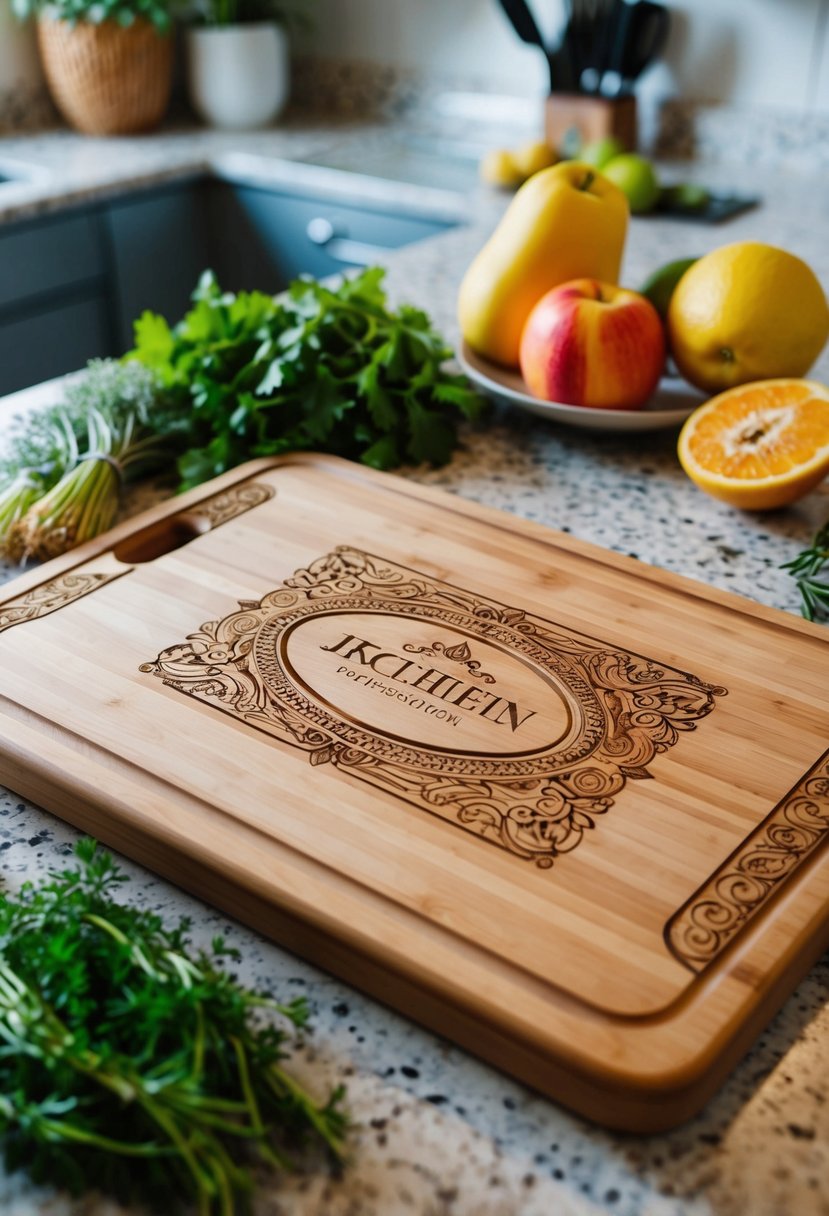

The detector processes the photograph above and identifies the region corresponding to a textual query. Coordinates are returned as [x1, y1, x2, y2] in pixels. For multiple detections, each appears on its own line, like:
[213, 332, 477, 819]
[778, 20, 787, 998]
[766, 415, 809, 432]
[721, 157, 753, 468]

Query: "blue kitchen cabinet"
[0, 175, 458, 396]
[0, 293, 110, 396]
[0, 184, 208, 395]
[0, 209, 111, 395]
[104, 182, 209, 352]
[207, 183, 456, 292]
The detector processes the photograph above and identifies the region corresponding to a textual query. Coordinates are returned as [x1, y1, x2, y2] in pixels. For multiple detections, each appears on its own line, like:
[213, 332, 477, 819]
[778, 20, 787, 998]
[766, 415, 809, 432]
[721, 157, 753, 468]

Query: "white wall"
[304, 0, 829, 114]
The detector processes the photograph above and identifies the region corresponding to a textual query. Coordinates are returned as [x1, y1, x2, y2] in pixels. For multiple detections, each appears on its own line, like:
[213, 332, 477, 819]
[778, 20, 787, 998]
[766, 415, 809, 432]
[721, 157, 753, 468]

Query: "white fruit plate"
[459, 341, 706, 433]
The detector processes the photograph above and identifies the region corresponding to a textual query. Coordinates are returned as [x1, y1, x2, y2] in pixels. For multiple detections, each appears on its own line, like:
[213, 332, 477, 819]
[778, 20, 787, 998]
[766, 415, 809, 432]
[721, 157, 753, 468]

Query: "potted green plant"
[12, 0, 173, 135]
[184, 0, 290, 130]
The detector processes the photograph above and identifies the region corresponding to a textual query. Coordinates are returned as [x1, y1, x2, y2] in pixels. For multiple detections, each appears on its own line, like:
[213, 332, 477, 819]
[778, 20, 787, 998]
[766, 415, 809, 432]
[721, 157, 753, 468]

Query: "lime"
[602, 154, 660, 214]
[661, 183, 711, 213]
[639, 256, 699, 321]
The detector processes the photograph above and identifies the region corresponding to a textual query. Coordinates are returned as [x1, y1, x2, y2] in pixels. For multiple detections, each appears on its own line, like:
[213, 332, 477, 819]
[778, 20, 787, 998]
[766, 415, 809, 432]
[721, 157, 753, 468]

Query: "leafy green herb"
[0, 840, 346, 1214]
[782, 519, 829, 621]
[130, 268, 483, 490]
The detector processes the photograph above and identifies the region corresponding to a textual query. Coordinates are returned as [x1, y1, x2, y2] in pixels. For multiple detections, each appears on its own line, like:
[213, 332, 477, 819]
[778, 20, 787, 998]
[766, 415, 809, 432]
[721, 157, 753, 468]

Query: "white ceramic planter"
[185, 22, 288, 131]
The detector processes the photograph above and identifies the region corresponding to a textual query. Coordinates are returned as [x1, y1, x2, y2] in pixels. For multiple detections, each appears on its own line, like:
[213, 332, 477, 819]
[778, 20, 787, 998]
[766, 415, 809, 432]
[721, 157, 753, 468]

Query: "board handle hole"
[113, 513, 211, 564]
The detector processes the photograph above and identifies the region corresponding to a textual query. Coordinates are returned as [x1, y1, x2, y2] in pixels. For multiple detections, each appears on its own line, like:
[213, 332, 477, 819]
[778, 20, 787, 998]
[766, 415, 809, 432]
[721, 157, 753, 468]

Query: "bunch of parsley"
[0, 840, 346, 1214]
[130, 267, 483, 490]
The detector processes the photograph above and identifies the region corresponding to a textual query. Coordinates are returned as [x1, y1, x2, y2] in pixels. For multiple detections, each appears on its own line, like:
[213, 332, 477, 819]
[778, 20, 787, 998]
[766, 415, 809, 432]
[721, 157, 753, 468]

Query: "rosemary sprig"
[782, 519, 829, 621]
[0, 840, 347, 1213]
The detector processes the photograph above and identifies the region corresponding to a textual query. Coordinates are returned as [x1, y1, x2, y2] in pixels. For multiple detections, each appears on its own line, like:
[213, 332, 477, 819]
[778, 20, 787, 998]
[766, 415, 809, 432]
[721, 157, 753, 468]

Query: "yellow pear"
[458, 162, 629, 368]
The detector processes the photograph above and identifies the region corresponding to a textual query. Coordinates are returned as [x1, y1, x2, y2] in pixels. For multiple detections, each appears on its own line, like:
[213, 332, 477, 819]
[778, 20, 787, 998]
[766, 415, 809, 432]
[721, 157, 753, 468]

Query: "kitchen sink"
[0, 158, 50, 187]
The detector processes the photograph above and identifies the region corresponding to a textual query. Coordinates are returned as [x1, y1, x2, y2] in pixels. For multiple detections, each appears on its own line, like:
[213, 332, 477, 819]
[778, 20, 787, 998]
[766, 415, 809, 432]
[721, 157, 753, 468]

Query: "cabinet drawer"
[211, 186, 455, 289]
[0, 293, 110, 396]
[0, 211, 106, 312]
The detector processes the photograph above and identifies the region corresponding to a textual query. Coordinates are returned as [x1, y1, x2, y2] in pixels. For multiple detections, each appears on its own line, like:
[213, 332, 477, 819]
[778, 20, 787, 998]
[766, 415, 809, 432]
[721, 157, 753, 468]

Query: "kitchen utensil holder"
[545, 93, 637, 154]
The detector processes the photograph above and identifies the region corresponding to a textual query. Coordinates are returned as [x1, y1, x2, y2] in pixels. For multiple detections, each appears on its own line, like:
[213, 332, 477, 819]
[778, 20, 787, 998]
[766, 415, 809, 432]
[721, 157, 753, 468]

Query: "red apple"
[519, 278, 666, 409]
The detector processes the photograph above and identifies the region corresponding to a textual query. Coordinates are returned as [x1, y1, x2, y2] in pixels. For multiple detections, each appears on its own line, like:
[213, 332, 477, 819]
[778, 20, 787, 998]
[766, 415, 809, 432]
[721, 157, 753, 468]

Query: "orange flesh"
[685, 383, 829, 480]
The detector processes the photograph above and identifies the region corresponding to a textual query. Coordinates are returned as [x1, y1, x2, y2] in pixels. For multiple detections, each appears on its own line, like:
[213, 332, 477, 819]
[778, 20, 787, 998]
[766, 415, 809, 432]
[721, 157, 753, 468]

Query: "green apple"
[602, 153, 660, 214]
[579, 136, 625, 169]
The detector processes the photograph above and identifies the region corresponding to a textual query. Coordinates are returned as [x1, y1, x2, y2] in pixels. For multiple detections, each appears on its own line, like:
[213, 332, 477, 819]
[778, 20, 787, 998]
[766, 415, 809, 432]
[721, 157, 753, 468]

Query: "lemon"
[668, 242, 829, 394]
[677, 379, 829, 510]
[512, 140, 557, 180]
[480, 149, 523, 189]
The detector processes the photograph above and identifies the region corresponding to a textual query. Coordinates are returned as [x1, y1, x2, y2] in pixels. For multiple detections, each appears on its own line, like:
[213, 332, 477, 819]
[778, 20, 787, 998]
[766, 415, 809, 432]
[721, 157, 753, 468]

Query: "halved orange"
[678, 379, 829, 510]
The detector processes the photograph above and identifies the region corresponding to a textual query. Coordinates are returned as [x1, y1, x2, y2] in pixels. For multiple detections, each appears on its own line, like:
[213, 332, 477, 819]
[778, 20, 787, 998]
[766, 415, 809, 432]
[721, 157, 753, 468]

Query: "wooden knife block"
[545, 93, 637, 154]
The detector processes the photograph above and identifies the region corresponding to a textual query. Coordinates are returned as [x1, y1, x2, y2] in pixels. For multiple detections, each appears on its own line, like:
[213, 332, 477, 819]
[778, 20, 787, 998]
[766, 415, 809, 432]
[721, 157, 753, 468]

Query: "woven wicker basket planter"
[37, 16, 173, 135]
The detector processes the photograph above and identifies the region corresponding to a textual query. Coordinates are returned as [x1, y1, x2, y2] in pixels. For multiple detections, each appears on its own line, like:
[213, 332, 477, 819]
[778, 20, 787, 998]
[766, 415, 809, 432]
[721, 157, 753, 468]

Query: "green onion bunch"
[0, 360, 177, 564]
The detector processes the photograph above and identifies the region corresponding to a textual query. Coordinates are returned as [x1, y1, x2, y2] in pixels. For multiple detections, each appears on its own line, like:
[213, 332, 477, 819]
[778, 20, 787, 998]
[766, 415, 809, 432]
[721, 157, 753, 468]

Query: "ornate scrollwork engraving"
[403, 639, 496, 684]
[194, 482, 274, 529]
[666, 752, 829, 971]
[141, 546, 726, 868]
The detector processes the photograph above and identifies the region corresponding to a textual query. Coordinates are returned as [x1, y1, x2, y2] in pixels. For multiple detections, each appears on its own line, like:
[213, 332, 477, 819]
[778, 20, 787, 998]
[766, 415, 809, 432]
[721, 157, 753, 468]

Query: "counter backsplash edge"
[2, 52, 829, 171]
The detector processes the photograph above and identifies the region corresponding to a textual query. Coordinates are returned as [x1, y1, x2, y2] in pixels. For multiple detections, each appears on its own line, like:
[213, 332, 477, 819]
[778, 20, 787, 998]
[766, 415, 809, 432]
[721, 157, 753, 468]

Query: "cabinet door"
[0, 293, 110, 397]
[104, 182, 209, 352]
[208, 185, 454, 292]
[0, 210, 106, 312]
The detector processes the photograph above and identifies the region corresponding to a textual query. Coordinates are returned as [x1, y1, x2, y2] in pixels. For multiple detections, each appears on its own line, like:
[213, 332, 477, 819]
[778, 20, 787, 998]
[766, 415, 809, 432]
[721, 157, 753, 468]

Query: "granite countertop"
[0, 119, 828, 1216]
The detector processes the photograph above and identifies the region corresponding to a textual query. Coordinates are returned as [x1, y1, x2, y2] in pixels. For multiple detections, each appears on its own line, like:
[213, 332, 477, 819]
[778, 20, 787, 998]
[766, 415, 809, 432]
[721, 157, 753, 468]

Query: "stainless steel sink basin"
[0, 158, 50, 187]
[294, 134, 486, 194]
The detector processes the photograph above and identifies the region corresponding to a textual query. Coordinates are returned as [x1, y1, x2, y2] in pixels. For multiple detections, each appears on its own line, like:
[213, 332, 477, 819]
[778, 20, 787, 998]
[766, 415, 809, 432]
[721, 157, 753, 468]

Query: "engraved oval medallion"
[264, 609, 577, 760]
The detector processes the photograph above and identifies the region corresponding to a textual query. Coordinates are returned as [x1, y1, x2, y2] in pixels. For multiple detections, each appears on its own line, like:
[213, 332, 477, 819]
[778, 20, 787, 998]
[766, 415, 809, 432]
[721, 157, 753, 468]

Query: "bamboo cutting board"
[1, 454, 828, 1132]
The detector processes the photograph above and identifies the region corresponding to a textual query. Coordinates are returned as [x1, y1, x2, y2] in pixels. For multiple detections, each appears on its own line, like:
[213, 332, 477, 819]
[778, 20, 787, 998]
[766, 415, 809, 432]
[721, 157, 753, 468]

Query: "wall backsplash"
[0, 84, 56, 135]
[290, 52, 829, 170]
[655, 99, 829, 168]
[299, 0, 829, 117]
[0, 5, 56, 133]
[1, 15, 829, 171]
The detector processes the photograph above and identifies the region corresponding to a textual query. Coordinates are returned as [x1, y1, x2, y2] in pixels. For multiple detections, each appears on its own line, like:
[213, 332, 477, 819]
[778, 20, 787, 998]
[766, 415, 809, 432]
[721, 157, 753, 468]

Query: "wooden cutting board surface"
[1, 454, 828, 1131]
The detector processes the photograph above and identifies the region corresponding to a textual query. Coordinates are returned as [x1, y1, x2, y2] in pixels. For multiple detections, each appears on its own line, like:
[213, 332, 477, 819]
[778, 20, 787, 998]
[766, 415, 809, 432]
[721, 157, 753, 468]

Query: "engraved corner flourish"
[666, 751, 829, 972]
[0, 481, 274, 635]
[194, 482, 274, 529]
[0, 571, 125, 635]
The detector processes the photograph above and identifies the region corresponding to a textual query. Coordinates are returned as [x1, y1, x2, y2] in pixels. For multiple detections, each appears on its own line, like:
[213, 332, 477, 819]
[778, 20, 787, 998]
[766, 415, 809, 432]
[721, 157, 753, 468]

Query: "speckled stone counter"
[0, 121, 827, 1216]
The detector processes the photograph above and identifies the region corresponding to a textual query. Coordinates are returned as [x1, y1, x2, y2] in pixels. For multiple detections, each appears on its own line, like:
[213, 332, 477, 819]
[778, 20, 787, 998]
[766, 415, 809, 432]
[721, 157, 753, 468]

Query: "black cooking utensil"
[620, 0, 670, 85]
[602, 0, 670, 94]
[567, 0, 616, 92]
[497, 0, 556, 90]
